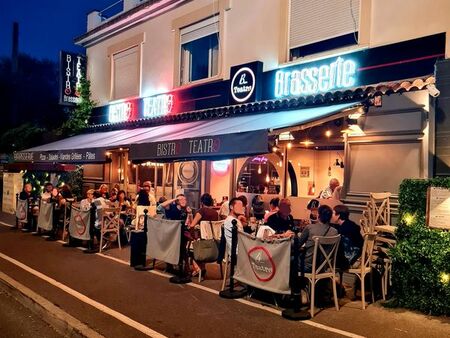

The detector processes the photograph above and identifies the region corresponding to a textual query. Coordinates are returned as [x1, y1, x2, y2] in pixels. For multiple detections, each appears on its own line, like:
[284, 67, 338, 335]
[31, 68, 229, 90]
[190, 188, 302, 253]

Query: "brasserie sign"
[14, 149, 105, 163]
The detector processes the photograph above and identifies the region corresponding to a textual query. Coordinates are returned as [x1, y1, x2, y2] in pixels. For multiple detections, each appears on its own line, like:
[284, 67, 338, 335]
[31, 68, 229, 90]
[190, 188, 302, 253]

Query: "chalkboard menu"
[426, 187, 450, 230]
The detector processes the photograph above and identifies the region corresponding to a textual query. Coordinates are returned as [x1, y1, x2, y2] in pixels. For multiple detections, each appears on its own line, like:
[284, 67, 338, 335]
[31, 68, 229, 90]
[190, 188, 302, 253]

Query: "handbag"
[192, 222, 219, 262]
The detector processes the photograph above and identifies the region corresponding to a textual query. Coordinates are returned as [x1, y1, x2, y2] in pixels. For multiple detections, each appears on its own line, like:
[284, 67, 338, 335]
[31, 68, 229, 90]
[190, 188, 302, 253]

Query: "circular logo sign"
[231, 67, 255, 103]
[247, 246, 276, 282]
[74, 214, 86, 235]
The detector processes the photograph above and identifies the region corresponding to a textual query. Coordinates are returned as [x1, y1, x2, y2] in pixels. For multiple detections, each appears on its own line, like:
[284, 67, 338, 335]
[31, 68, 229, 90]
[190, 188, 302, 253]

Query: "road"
[0, 212, 449, 338]
[0, 286, 63, 338]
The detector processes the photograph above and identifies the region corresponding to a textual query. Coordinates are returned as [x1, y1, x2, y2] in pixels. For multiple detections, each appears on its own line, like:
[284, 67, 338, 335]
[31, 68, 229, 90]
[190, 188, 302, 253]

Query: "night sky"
[1, 0, 114, 61]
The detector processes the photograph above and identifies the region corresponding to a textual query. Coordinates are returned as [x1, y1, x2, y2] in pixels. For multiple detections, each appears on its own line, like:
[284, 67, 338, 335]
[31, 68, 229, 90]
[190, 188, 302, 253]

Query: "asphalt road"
[0, 287, 62, 338]
[0, 212, 449, 338]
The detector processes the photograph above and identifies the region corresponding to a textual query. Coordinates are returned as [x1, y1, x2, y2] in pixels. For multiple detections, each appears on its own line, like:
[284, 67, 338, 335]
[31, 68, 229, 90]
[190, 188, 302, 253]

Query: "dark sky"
[1, 0, 114, 61]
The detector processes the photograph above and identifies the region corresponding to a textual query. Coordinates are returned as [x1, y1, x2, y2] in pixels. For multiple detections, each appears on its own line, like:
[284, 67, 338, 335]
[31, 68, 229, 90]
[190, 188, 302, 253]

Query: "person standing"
[18, 183, 36, 231]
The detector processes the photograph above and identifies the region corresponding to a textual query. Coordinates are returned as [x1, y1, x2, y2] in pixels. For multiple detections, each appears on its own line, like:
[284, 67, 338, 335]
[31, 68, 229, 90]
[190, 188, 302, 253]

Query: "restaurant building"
[13, 0, 450, 219]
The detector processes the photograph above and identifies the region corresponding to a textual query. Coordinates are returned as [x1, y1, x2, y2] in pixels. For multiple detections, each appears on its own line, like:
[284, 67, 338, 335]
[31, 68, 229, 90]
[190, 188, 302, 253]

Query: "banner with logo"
[146, 218, 182, 265]
[130, 130, 268, 161]
[234, 231, 291, 294]
[16, 199, 28, 222]
[68, 206, 91, 240]
[37, 201, 54, 231]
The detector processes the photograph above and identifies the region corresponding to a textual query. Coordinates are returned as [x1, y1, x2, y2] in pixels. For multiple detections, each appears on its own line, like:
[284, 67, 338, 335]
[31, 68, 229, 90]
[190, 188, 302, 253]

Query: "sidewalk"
[0, 211, 449, 338]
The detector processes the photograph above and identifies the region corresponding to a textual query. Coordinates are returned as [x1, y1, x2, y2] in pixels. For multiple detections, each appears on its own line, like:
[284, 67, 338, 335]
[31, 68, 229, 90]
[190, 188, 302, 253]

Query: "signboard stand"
[426, 187, 450, 230]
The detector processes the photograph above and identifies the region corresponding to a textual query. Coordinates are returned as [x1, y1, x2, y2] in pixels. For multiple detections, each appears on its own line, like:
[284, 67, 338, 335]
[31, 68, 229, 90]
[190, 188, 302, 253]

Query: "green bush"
[390, 178, 450, 315]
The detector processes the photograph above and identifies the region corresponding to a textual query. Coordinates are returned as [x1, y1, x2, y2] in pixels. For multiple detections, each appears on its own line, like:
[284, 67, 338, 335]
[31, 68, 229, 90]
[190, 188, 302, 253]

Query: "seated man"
[224, 198, 244, 255]
[298, 205, 339, 273]
[319, 178, 340, 199]
[266, 198, 295, 237]
[332, 204, 363, 266]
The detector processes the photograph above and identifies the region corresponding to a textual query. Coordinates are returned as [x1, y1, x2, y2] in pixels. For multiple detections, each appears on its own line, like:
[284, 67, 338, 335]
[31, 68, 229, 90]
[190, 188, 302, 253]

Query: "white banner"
[37, 201, 53, 231]
[234, 231, 291, 294]
[146, 218, 182, 265]
[68, 206, 91, 240]
[16, 199, 28, 223]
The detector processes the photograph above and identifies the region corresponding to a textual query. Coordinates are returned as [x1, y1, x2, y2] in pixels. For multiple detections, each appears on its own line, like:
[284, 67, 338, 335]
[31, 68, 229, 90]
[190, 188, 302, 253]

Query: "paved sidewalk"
[0, 211, 449, 338]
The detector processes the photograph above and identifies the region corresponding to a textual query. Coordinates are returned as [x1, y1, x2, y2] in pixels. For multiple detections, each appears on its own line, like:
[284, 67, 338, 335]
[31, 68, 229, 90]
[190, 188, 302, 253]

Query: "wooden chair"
[302, 235, 341, 317]
[99, 207, 121, 253]
[348, 233, 377, 309]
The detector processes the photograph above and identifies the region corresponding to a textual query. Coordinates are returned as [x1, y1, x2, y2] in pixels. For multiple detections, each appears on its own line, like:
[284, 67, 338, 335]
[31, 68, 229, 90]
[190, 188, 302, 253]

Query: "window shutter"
[180, 15, 219, 45]
[289, 0, 360, 49]
[113, 45, 140, 100]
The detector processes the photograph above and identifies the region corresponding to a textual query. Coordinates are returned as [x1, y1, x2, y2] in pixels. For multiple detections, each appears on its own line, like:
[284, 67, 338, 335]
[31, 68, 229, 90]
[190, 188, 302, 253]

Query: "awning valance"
[13, 102, 359, 163]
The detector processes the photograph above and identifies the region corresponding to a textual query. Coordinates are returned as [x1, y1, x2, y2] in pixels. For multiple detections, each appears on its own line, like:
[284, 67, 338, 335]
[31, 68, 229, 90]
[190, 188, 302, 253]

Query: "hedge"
[390, 178, 450, 316]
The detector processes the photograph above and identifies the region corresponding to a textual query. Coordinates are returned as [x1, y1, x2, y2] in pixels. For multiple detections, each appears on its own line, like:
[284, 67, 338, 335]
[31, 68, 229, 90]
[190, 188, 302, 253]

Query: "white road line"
[0, 221, 15, 228]
[1, 220, 365, 338]
[95, 253, 364, 338]
[0, 252, 167, 338]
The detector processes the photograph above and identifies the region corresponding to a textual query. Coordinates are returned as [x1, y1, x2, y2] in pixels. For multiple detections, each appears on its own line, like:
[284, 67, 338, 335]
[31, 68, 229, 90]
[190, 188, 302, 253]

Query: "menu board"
[2, 173, 23, 214]
[426, 187, 450, 230]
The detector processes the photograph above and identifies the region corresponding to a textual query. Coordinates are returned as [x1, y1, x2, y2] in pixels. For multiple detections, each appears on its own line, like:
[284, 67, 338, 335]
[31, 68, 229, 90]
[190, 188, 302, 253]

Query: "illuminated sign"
[212, 160, 231, 174]
[59, 51, 86, 105]
[231, 67, 255, 103]
[143, 94, 174, 118]
[274, 57, 357, 98]
[108, 101, 135, 123]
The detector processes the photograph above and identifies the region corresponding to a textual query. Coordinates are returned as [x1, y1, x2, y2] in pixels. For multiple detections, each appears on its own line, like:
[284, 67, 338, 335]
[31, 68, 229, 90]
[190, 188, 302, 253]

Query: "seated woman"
[307, 199, 320, 224]
[298, 205, 339, 273]
[332, 205, 363, 266]
[189, 193, 219, 277]
[251, 194, 266, 221]
[80, 189, 95, 211]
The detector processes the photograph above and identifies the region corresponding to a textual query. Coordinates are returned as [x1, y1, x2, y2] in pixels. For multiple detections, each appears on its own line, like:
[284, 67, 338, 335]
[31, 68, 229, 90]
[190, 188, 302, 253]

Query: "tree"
[58, 77, 96, 136]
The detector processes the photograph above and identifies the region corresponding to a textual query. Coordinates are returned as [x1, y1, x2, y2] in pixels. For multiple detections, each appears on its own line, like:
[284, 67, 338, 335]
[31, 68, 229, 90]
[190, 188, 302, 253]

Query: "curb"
[0, 271, 104, 338]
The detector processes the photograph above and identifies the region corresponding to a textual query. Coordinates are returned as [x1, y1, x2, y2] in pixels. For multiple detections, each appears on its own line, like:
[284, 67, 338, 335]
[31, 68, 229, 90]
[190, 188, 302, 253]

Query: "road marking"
[1, 220, 365, 338]
[0, 271, 105, 338]
[0, 221, 15, 228]
[0, 252, 167, 338]
[95, 252, 364, 338]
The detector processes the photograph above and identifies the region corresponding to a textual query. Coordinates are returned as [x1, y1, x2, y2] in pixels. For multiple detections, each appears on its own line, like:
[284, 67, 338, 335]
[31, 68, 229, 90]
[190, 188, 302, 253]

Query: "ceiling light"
[300, 140, 314, 146]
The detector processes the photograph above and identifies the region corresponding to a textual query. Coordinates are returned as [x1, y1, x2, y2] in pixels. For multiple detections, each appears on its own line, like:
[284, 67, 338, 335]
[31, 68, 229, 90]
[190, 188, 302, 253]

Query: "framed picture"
[300, 166, 310, 178]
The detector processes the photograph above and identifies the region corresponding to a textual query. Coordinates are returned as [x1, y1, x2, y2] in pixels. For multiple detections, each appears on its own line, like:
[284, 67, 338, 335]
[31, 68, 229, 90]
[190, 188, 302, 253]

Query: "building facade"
[14, 0, 450, 219]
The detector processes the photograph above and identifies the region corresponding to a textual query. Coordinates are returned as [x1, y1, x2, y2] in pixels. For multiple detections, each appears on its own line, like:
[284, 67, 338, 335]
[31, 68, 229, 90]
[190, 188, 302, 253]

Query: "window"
[289, 0, 360, 60]
[180, 16, 219, 85]
[112, 45, 140, 99]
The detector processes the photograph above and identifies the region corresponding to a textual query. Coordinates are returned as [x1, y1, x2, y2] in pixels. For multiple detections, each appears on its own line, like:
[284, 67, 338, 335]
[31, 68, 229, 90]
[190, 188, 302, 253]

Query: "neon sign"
[108, 101, 134, 123]
[143, 94, 174, 118]
[274, 57, 357, 98]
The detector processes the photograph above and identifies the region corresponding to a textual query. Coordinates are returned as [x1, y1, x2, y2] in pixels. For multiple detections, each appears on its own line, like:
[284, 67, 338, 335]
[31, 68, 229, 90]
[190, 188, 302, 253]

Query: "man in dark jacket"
[332, 204, 364, 265]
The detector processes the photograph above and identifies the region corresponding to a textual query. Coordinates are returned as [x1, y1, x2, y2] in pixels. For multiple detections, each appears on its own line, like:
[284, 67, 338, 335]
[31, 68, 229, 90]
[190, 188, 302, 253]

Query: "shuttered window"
[180, 16, 219, 85]
[112, 45, 140, 100]
[289, 0, 360, 58]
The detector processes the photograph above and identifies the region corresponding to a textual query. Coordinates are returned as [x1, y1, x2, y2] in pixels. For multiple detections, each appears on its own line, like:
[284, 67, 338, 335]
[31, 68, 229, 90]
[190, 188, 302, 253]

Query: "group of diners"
[16, 177, 363, 283]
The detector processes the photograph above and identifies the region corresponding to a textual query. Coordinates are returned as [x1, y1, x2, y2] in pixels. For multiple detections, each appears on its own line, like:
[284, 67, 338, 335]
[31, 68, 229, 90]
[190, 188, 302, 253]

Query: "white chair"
[197, 220, 224, 282]
[302, 235, 341, 317]
[348, 233, 376, 309]
[99, 207, 121, 253]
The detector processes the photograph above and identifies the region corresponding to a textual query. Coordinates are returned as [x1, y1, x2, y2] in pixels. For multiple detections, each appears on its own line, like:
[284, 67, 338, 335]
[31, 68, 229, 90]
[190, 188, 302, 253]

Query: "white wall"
[369, 0, 450, 57]
[85, 0, 450, 106]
